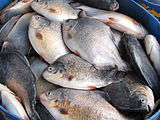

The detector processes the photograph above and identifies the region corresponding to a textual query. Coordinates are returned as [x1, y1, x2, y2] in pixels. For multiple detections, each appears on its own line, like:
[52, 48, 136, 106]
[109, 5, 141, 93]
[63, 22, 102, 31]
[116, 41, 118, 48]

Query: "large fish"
[0, 41, 39, 120]
[29, 15, 70, 64]
[31, 0, 79, 22]
[30, 57, 58, 97]
[40, 88, 126, 120]
[1, 91, 30, 120]
[103, 72, 155, 112]
[6, 12, 35, 55]
[43, 54, 122, 90]
[62, 17, 128, 71]
[75, 5, 148, 39]
[122, 34, 160, 99]
[144, 35, 160, 77]
[73, 0, 119, 11]
[0, 0, 33, 24]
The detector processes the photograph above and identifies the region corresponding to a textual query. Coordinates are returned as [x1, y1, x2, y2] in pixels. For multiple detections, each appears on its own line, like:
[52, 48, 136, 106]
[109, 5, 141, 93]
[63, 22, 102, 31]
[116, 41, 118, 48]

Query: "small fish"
[31, 0, 79, 22]
[1, 91, 30, 120]
[75, 5, 148, 39]
[144, 35, 160, 77]
[6, 12, 35, 55]
[43, 54, 121, 90]
[30, 57, 58, 97]
[36, 100, 56, 120]
[29, 15, 70, 64]
[103, 72, 155, 112]
[0, 15, 20, 44]
[40, 88, 126, 120]
[0, 0, 33, 24]
[0, 41, 39, 120]
[62, 17, 128, 71]
[74, 0, 119, 11]
[122, 34, 160, 99]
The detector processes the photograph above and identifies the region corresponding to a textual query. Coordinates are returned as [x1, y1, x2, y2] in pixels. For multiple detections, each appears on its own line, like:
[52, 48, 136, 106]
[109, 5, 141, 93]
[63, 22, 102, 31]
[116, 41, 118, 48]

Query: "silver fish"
[40, 88, 126, 120]
[0, 0, 33, 24]
[43, 54, 121, 90]
[62, 17, 128, 71]
[122, 34, 160, 99]
[75, 5, 148, 39]
[6, 12, 35, 55]
[144, 35, 160, 77]
[31, 0, 79, 22]
[29, 15, 70, 64]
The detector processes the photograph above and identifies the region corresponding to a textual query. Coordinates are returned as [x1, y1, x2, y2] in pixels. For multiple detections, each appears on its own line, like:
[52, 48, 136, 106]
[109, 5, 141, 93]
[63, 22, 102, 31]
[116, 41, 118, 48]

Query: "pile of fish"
[0, 0, 160, 120]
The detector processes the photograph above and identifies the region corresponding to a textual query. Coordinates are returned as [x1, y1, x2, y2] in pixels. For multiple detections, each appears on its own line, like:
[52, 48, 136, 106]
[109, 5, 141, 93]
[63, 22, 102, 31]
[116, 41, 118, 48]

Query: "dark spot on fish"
[35, 33, 43, 40]
[48, 8, 57, 13]
[132, 20, 139, 25]
[87, 86, 97, 90]
[51, 104, 59, 108]
[22, 0, 31, 3]
[59, 108, 68, 115]
[75, 50, 80, 56]
[67, 33, 72, 39]
[67, 75, 74, 81]
[107, 17, 116, 24]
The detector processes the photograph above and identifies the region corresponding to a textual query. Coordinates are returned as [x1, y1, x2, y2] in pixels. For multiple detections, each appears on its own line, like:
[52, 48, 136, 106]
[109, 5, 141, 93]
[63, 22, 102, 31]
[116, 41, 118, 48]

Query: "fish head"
[43, 61, 67, 83]
[30, 15, 50, 30]
[107, 0, 119, 11]
[40, 89, 64, 107]
[130, 87, 154, 112]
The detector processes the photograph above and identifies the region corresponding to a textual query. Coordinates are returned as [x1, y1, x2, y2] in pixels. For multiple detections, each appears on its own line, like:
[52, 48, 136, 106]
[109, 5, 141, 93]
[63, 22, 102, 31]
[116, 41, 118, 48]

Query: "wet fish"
[0, 15, 20, 44]
[36, 100, 56, 120]
[0, 83, 14, 95]
[111, 29, 123, 48]
[40, 88, 126, 120]
[62, 17, 128, 71]
[75, 5, 148, 39]
[29, 15, 70, 64]
[0, 41, 39, 120]
[122, 34, 160, 99]
[0, 0, 33, 24]
[43, 54, 122, 90]
[30, 57, 58, 97]
[6, 12, 35, 55]
[144, 35, 160, 77]
[74, 0, 119, 11]
[31, 0, 79, 22]
[103, 72, 154, 112]
[1, 91, 29, 120]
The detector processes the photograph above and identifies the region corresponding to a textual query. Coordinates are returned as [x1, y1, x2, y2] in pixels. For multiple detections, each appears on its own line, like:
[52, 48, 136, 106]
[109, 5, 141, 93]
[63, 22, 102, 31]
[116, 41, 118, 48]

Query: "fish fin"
[93, 90, 111, 102]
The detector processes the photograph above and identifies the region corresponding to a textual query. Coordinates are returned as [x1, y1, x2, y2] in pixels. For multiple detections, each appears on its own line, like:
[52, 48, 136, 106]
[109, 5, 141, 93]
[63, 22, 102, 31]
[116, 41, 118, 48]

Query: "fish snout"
[146, 105, 152, 113]
[109, 2, 119, 11]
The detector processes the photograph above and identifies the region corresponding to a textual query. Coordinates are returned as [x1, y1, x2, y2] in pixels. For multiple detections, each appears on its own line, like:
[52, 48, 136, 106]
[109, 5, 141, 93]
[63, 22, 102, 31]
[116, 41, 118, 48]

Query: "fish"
[122, 34, 160, 99]
[75, 5, 148, 39]
[103, 72, 155, 112]
[0, 41, 40, 120]
[62, 17, 128, 71]
[6, 12, 35, 55]
[30, 57, 58, 97]
[0, 15, 20, 45]
[40, 88, 126, 120]
[43, 54, 122, 90]
[111, 29, 123, 48]
[36, 100, 56, 120]
[29, 15, 70, 64]
[1, 91, 30, 120]
[73, 0, 119, 11]
[31, 0, 79, 22]
[144, 35, 160, 77]
[0, 0, 33, 24]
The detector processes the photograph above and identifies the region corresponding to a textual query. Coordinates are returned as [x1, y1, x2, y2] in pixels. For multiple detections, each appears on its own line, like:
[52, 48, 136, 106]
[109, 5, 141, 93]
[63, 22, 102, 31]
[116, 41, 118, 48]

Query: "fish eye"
[140, 98, 146, 104]
[48, 67, 54, 72]
[36, 16, 41, 20]
[46, 91, 51, 96]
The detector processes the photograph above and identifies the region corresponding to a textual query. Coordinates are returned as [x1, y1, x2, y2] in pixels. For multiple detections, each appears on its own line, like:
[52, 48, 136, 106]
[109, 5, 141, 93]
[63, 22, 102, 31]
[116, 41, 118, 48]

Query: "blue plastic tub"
[135, 0, 160, 21]
[0, 0, 160, 120]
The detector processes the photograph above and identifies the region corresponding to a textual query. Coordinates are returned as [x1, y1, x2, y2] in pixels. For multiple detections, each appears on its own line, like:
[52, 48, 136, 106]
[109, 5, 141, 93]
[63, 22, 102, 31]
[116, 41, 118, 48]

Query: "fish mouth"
[109, 2, 119, 11]
[146, 105, 151, 113]
[39, 94, 48, 102]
